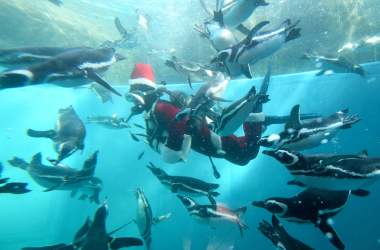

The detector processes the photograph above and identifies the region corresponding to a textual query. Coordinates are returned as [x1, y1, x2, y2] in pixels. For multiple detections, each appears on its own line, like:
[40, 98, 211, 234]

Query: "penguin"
[100, 18, 138, 49]
[212, 19, 300, 77]
[177, 195, 248, 237]
[214, 66, 270, 136]
[259, 105, 360, 151]
[147, 162, 220, 203]
[165, 56, 217, 84]
[135, 188, 171, 250]
[27, 106, 86, 165]
[252, 188, 363, 250]
[8, 151, 102, 203]
[221, 0, 269, 28]
[302, 53, 367, 77]
[194, 1, 238, 51]
[0, 162, 31, 194]
[258, 215, 315, 250]
[22, 202, 143, 250]
[262, 149, 380, 194]
[0, 47, 88, 67]
[0, 47, 124, 96]
[87, 114, 130, 129]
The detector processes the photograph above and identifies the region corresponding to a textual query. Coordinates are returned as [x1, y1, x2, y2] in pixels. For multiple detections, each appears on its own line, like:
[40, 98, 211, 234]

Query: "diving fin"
[285, 104, 302, 130]
[351, 189, 370, 197]
[109, 237, 143, 249]
[85, 69, 121, 97]
[236, 24, 251, 36]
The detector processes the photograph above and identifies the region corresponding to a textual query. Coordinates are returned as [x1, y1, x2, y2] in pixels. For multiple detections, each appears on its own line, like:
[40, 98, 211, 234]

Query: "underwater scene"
[1, 0, 380, 250]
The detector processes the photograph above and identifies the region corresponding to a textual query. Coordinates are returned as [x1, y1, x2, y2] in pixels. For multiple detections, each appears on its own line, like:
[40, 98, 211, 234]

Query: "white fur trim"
[160, 135, 192, 163]
[246, 112, 266, 122]
[129, 77, 157, 89]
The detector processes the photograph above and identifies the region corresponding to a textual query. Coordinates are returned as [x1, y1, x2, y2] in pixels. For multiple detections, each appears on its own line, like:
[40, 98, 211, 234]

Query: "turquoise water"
[1, 61, 380, 249]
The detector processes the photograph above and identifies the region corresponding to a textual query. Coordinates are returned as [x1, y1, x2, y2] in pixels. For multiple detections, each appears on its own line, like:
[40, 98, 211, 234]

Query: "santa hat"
[129, 63, 157, 91]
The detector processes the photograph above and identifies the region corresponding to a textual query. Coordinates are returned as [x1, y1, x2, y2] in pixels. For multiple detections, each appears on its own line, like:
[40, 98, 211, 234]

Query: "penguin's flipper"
[316, 70, 327, 76]
[0, 70, 32, 89]
[73, 217, 91, 242]
[27, 129, 56, 139]
[351, 189, 370, 197]
[240, 64, 253, 78]
[285, 28, 301, 43]
[109, 237, 143, 249]
[317, 217, 345, 250]
[287, 180, 306, 187]
[84, 69, 121, 97]
[235, 24, 251, 36]
[22, 243, 72, 250]
[285, 104, 302, 130]
[244, 21, 271, 44]
[114, 17, 128, 38]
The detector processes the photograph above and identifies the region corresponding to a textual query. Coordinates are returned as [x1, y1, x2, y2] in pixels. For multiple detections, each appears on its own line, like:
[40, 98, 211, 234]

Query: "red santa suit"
[127, 64, 265, 166]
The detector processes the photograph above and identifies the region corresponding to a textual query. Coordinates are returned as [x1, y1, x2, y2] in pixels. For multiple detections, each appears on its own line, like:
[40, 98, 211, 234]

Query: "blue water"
[1, 62, 380, 250]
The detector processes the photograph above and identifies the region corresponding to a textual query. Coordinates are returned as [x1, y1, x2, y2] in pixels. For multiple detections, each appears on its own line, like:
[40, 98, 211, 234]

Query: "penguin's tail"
[234, 206, 249, 237]
[285, 28, 301, 43]
[0, 70, 33, 89]
[27, 129, 56, 139]
[8, 157, 29, 170]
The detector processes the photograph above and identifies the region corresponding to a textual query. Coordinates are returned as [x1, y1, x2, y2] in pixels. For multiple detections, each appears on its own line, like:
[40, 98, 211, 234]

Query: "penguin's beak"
[252, 201, 266, 208]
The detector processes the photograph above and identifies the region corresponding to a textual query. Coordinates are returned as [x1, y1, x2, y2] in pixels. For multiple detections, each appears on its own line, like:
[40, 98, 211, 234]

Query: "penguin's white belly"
[283, 129, 339, 151]
[238, 36, 285, 65]
[223, 2, 255, 28]
[210, 29, 237, 51]
[295, 175, 379, 191]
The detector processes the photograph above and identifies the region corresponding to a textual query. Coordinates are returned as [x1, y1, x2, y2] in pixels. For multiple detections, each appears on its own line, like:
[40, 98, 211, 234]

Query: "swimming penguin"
[214, 66, 270, 136]
[194, 1, 238, 51]
[100, 18, 138, 49]
[259, 105, 360, 151]
[263, 149, 380, 194]
[302, 53, 367, 77]
[89, 83, 113, 103]
[27, 106, 86, 165]
[165, 56, 217, 84]
[22, 202, 143, 250]
[0, 47, 88, 68]
[147, 162, 220, 203]
[135, 188, 171, 250]
[8, 151, 102, 203]
[252, 188, 362, 250]
[221, 0, 269, 28]
[0, 162, 31, 194]
[177, 195, 248, 237]
[87, 114, 130, 129]
[0, 47, 124, 96]
[259, 215, 315, 250]
[212, 19, 300, 77]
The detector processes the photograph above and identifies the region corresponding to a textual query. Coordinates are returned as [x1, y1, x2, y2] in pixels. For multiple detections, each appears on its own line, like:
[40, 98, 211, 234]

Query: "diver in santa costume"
[125, 64, 317, 170]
